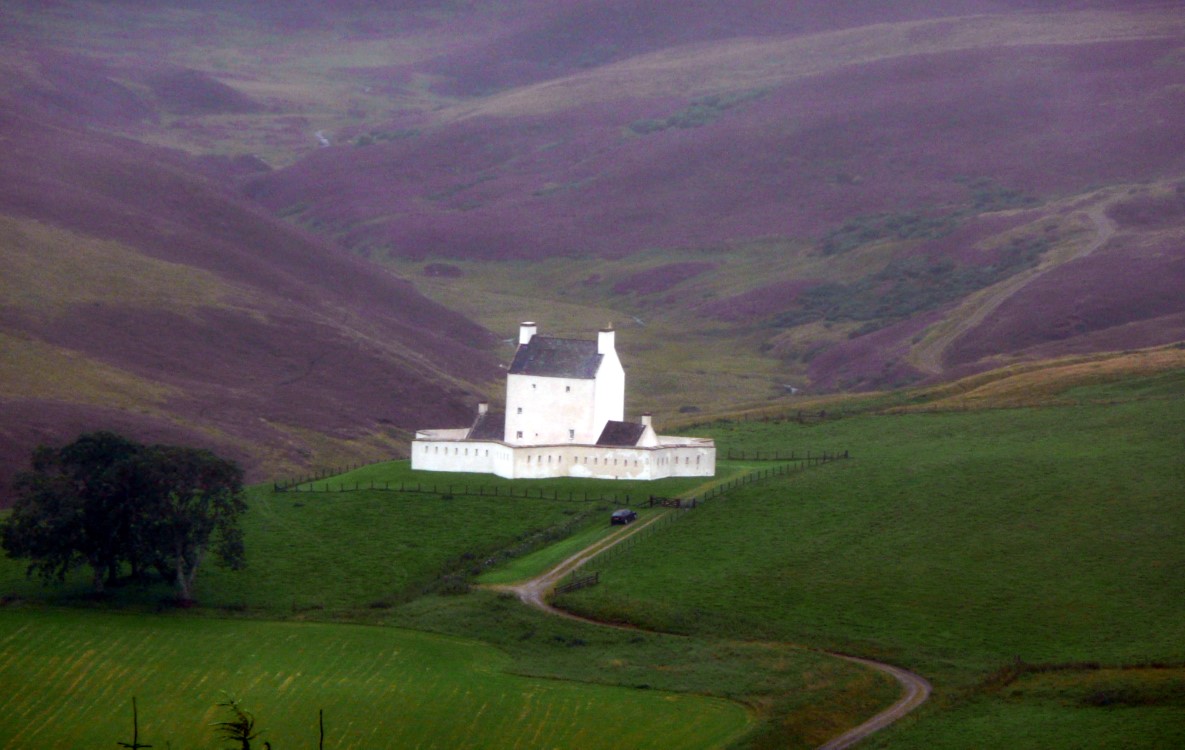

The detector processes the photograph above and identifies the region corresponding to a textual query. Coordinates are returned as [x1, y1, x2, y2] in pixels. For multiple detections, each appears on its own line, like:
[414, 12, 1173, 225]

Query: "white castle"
[412, 322, 716, 479]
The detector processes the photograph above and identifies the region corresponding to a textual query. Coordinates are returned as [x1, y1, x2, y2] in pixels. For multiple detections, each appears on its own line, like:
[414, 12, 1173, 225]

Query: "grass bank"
[557, 383, 1185, 745]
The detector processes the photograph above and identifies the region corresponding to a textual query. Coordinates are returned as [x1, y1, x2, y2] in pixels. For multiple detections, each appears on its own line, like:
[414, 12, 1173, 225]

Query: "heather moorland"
[1, 5, 1183, 745]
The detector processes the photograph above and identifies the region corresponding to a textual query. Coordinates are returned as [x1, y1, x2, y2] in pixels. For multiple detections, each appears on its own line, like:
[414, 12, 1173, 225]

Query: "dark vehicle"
[610, 509, 637, 525]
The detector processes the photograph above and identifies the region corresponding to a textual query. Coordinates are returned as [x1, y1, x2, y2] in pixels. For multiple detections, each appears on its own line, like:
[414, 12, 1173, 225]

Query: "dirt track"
[911, 196, 1119, 374]
[817, 656, 932, 750]
[484, 512, 932, 748]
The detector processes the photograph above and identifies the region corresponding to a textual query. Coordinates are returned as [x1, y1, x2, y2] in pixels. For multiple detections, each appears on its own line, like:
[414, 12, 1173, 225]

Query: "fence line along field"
[0, 609, 751, 749]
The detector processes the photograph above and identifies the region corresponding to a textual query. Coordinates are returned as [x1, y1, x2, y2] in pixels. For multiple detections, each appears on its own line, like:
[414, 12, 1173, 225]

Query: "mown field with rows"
[0, 609, 751, 749]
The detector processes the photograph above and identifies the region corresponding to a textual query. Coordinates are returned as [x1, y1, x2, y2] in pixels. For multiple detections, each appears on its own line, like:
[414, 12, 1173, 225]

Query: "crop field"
[0, 609, 751, 750]
[559, 375, 1185, 745]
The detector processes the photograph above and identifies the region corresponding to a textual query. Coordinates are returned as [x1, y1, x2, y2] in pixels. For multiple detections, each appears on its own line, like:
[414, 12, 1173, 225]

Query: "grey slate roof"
[596, 421, 646, 446]
[467, 411, 506, 441]
[508, 336, 602, 379]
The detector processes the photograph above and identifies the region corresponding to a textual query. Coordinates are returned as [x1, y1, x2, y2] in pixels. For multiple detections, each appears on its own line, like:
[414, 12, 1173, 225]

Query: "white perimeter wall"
[411, 437, 716, 480]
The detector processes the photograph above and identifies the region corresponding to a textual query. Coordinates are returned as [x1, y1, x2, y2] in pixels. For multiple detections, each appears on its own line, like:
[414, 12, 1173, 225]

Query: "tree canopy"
[1, 432, 246, 602]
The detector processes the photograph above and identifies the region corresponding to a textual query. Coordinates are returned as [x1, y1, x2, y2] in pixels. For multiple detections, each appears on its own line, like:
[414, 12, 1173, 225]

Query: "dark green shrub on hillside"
[774, 239, 1050, 330]
[820, 212, 958, 255]
[628, 88, 768, 134]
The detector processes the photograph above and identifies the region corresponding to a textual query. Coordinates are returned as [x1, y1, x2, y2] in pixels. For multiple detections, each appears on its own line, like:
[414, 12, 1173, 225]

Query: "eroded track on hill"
[911, 193, 1120, 375]
[483, 511, 932, 749]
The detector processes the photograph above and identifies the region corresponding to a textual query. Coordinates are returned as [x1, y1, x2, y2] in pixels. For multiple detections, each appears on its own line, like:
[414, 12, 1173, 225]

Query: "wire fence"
[277, 480, 641, 506]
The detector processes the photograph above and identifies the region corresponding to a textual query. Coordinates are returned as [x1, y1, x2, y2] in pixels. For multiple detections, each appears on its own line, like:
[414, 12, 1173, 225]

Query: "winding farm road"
[485, 511, 932, 748]
[817, 656, 932, 750]
[911, 197, 1119, 374]
[484, 510, 671, 623]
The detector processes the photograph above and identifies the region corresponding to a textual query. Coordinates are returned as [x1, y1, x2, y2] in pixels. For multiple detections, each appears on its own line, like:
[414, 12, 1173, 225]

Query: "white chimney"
[598, 324, 615, 354]
[478, 402, 489, 416]
[519, 321, 537, 345]
[640, 413, 652, 428]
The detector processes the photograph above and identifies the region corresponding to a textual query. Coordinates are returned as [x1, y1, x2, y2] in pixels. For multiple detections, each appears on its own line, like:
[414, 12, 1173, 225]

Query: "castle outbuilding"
[412, 322, 716, 479]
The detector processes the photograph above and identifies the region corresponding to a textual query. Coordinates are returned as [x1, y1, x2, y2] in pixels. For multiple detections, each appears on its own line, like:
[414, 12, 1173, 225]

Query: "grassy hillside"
[0, 105, 500, 498]
[556, 370, 1185, 746]
[0, 363, 1180, 747]
[0, 464, 893, 748]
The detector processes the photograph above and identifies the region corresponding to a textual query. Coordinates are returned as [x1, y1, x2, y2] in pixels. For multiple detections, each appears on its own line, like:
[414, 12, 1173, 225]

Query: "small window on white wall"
[565, 385, 571, 392]
[516, 431, 523, 439]
[517, 407, 523, 414]
[569, 429, 575, 439]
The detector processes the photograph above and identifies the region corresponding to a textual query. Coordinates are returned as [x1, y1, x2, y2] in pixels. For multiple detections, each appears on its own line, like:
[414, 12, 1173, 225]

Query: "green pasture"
[0, 463, 720, 617]
[873, 666, 1185, 749]
[2, 373, 1181, 747]
[558, 391, 1185, 743]
[388, 590, 899, 750]
[0, 608, 751, 750]
[475, 507, 663, 585]
[0, 454, 897, 747]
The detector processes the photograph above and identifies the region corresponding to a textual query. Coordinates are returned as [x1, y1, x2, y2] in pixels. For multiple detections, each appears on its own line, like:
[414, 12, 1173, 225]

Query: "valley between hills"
[0, 2, 1183, 748]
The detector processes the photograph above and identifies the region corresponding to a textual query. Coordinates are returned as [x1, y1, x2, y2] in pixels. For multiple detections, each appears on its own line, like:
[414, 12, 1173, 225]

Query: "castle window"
[517, 407, 523, 414]
[569, 429, 575, 439]
[516, 431, 523, 439]
[565, 386, 571, 392]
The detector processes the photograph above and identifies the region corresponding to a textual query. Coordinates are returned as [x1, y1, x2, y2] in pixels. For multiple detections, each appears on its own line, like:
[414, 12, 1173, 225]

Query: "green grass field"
[0, 608, 752, 749]
[0, 464, 718, 616]
[1, 369, 1181, 747]
[557, 378, 1185, 745]
[1, 461, 887, 748]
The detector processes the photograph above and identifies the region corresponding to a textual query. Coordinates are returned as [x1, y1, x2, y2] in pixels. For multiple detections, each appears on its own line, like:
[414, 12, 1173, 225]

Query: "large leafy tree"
[1, 432, 246, 601]
[128, 444, 246, 602]
[3, 432, 141, 593]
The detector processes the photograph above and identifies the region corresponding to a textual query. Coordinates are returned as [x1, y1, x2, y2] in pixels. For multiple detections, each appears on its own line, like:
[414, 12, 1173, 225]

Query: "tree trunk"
[183, 546, 206, 602]
[173, 540, 191, 603]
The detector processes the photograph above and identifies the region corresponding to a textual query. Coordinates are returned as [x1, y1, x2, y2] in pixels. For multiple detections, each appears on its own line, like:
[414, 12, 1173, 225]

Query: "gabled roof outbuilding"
[596, 420, 647, 447]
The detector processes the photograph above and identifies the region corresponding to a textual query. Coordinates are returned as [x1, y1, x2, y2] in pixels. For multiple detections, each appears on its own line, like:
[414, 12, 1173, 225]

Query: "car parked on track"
[610, 508, 638, 525]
